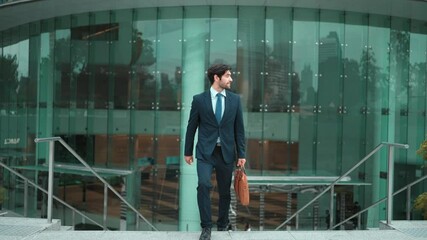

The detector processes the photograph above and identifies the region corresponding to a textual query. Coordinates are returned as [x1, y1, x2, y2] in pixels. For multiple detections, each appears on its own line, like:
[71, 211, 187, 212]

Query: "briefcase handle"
[236, 165, 246, 173]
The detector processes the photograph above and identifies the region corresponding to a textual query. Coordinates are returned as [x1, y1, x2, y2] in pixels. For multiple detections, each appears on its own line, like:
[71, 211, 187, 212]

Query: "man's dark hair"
[207, 64, 232, 85]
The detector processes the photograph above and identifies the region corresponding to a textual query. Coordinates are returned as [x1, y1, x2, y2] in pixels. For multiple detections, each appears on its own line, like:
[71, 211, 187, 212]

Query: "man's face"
[217, 70, 233, 90]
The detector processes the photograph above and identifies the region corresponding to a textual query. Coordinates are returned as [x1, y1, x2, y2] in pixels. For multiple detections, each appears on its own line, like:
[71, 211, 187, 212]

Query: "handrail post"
[24, 180, 28, 217]
[329, 184, 334, 230]
[72, 210, 76, 228]
[387, 145, 394, 225]
[103, 183, 108, 230]
[357, 213, 361, 229]
[47, 141, 55, 223]
[406, 186, 411, 220]
[259, 192, 265, 231]
[295, 213, 299, 230]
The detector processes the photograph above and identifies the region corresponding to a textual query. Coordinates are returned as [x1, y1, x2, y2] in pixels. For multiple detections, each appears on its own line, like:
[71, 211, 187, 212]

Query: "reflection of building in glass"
[319, 31, 341, 63]
[318, 31, 342, 109]
[301, 65, 314, 104]
[264, 57, 287, 111]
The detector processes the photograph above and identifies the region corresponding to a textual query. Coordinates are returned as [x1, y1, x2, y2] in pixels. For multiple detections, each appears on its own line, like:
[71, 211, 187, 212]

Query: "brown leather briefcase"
[234, 167, 250, 206]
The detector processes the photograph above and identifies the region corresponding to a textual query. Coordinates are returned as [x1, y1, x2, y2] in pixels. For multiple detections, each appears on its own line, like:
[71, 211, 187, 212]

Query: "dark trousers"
[197, 146, 234, 229]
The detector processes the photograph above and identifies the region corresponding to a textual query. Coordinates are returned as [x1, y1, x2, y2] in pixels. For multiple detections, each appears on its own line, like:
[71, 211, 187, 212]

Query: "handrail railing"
[0, 0, 36, 8]
[275, 142, 409, 230]
[333, 173, 427, 229]
[34, 137, 158, 231]
[0, 161, 104, 229]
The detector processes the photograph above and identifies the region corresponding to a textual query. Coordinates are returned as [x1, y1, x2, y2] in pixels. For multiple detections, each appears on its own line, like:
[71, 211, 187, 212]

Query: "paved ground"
[1, 216, 426, 240]
[19, 229, 422, 240]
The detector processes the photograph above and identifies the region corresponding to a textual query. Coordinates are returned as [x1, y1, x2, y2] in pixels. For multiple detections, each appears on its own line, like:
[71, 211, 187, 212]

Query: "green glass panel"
[26, 21, 40, 218]
[155, 6, 184, 228]
[294, 8, 319, 174]
[365, 14, 391, 227]
[341, 13, 368, 173]
[157, 7, 182, 112]
[109, 9, 133, 170]
[263, 7, 294, 173]
[69, 13, 95, 165]
[316, 10, 344, 176]
[1, 28, 19, 155]
[86, 11, 110, 167]
[53, 17, 74, 165]
[134, 8, 157, 110]
[0, 25, 33, 216]
[390, 17, 410, 164]
[292, 9, 322, 229]
[38, 18, 55, 145]
[237, 6, 265, 174]
[341, 14, 369, 224]
[16, 25, 30, 154]
[210, 6, 237, 68]
[112, 9, 133, 110]
[28, 22, 40, 162]
[133, 8, 157, 167]
[89, 11, 111, 110]
[390, 17, 411, 220]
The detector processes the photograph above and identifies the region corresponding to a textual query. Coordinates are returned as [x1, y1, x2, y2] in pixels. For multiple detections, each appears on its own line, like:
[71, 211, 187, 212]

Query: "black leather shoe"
[199, 227, 211, 240]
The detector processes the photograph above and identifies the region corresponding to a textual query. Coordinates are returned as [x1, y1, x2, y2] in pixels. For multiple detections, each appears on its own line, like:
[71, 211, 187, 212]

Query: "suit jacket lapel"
[222, 92, 232, 124]
[203, 91, 216, 123]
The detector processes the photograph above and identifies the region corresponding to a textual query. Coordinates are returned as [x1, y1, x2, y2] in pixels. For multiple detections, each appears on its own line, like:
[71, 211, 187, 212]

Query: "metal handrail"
[275, 142, 409, 230]
[34, 137, 158, 231]
[0, 0, 35, 8]
[333, 173, 427, 229]
[0, 161, 104, 229]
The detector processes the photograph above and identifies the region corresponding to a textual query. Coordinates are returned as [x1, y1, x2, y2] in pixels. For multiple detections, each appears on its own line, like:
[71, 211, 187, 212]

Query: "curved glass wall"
[0, 6, 426, 231]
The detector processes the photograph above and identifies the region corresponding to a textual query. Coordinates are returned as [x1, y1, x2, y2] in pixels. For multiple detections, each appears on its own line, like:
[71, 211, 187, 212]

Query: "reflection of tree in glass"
[390, 30, 410, 69]
[410, 62, 426, 94]
[129, 32, 143, 66]
[38, 37, 87, 76]
[342, 58, 362, 110]
[390, 30, 410, 102]
[128, 29, 157, 109]
[361, 30, 411, 99]
[130, 31, 156, 67]
[360, 48, 381, 89]
[0, 55, 18, 103]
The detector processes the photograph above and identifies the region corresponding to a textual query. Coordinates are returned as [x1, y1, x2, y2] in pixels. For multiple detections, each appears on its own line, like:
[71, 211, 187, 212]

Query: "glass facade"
[0, 5, 427, 231]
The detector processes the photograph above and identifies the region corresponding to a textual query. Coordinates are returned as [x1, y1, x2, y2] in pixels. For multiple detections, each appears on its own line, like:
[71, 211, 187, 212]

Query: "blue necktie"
[215, 93, 222, 123]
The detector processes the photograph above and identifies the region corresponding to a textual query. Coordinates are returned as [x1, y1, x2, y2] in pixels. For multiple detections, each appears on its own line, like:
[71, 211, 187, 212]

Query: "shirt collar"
[210, 87, 226, 98]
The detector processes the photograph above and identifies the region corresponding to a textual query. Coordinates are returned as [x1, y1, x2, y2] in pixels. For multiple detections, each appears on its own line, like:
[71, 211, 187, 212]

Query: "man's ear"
[214, 74, 220, 81]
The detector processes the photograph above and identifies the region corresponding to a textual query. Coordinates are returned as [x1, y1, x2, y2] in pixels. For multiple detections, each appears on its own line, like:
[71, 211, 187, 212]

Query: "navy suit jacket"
[184, 90, 246, 163]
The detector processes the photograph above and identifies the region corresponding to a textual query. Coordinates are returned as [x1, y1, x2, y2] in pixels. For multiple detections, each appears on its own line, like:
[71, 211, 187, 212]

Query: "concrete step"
[381, 220, 427, 239]
[0, 216, 61, 239]
[15, 229, 420, 240]
[60, 225, 74, 231]
[0, 216, 425, 240]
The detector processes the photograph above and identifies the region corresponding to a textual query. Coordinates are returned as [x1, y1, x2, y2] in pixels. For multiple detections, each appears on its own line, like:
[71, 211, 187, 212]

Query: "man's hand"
[185, 156, 194, 165]
[236, 158, 246, 167]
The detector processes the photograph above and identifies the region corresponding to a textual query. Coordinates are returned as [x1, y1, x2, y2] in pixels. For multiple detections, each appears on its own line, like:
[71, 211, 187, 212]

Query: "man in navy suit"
[185, 64, 246, 240]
